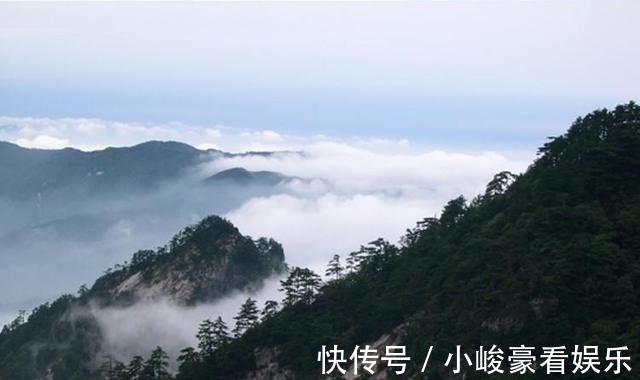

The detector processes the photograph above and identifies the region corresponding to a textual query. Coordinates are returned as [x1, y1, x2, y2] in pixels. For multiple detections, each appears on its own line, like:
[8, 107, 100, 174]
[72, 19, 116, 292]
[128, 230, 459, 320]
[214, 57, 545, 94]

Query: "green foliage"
[325, 254, 344, 280]
[3, 102, 639, 380]
[197, 317, 230, 356]
[174, 102, 640, 380]
[280, 267, 323, 306]
[100, 348, 171, 380]
[261, 300, 279, 320]
[233, 298, 260, 337]
[141, 347, 171, 380]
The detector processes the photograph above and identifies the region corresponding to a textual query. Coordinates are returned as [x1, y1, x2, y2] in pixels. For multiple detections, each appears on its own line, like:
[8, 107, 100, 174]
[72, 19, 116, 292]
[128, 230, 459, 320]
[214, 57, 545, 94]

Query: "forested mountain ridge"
[0, 141, 211, 200]
[0, 216, 286, 380]
[0, 140, 283, 233]
[168, 102, 639, 380]
[0, 140, 289, 202]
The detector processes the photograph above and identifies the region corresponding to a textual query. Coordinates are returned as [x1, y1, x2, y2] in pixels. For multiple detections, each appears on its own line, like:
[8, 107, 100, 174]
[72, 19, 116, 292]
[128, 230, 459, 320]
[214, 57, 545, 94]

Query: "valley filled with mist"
[0, 128, 528, 327]
[1, 103, 638, 380]
[2, 2, 637, 378]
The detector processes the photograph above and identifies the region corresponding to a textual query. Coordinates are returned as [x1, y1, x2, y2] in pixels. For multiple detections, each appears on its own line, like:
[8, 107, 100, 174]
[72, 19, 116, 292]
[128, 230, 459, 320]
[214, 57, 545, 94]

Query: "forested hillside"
[2, 102, 638, 380]
[166, 102, 638, 380]
[0, 216, 286, 380]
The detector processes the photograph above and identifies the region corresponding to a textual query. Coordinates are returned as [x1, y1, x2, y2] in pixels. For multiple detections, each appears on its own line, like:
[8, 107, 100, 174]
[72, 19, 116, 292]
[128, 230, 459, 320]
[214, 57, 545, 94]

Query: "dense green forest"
[2, 102, 639, 380]
[165, 102, 638, 380]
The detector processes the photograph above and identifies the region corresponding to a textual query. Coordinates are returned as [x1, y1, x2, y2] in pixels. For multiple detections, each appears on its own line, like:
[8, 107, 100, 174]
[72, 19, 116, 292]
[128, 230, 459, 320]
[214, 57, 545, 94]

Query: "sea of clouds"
[0, 116, 533, 361]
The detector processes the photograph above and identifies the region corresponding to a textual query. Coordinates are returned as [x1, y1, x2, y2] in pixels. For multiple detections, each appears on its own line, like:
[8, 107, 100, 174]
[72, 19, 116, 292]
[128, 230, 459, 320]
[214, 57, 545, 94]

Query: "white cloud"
[0, 115, 538, 367]
[225, 193, 438, 271]
[219, 147, 528, 273]
[0, 116, 315, 153]
[0, 115, 532, 337]
[241, 130, 282, 143]
[205, 141, 529, 195]
[92, 277, 283, 365]
[0, 117, 530, 275]
[14, 135, 69, 149]
[204, 138, 529, 273]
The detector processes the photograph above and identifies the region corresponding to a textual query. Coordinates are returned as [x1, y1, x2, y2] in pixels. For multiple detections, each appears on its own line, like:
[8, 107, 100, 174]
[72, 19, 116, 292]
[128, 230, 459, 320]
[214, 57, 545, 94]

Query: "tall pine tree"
[142, 346, 170, 380]
[233, 298, 259, 337]
[325, 254, 344, 280]
[279, 267, 322, 306]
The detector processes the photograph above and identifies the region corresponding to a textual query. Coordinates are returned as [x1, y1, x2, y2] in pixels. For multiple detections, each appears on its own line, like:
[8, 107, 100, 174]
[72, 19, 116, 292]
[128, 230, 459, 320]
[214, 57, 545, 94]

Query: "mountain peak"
[89, 215, 286, 306]
[128, 140, 203, 153]
[0, 215, 287, 379]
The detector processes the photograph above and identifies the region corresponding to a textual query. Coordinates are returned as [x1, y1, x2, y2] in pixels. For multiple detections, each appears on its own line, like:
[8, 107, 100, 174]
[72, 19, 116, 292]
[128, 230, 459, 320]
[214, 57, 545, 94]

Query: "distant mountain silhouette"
[0, 140, 215, 200]
[205, 167, 288, 187]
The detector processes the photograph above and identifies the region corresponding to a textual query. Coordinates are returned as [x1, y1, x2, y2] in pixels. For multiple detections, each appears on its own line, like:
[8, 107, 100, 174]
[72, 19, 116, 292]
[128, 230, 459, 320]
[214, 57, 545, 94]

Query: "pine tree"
[485, 171, 517, 197]
[261, 300, 279, 320]
[300, 268, 322, 305]
[362, 238, 387, 256]
[77, 284, 89, 297]
[360, 238, 397, 272]
[100, 356, 126, 380]
[112, 361, 127, 380]
[197, 317, 230, 356]
[400, 217, 438, 247]
[142, 346, 170, 380]
[346, 250, 363, 273]
[177, 347, 200, 379]
[196, 319, 217, 356]
[325, 254, 344, 280]
[127, 356, 145, 380]
[196, 319, 215, 356]
[177, 347, 200, 367]
[345, 253, 356, 274]
[279, 267, 322, 306]
[439, 196, 467, 227]
[233, 298, 259, 337]
[211, 316, 230, 348]
[5, 310, 26, 332]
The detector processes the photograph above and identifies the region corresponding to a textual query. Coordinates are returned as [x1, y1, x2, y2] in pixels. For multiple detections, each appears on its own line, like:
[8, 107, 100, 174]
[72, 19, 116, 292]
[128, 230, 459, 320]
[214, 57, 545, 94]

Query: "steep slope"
[174, 102, 639, 380]
[90, 216, 286, 306]
[0, 216, 286, 380]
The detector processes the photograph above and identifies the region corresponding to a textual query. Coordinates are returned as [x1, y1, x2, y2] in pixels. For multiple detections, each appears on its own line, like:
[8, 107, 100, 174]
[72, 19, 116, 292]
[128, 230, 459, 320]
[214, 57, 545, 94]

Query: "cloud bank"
[0, 115, 531, 295]
[91, 277, 283, 366]
[1, 116, 531, 361]
[205, 141, 530, 272]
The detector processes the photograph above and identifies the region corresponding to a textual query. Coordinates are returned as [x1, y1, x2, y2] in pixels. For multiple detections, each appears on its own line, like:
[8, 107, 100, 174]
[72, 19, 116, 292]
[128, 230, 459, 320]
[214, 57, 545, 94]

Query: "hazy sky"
[1, 1, 638, 151]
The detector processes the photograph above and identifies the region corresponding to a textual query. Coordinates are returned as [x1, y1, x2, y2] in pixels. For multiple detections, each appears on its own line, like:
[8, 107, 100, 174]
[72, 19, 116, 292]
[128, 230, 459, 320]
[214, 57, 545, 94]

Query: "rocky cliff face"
[90, 216, 286, 306]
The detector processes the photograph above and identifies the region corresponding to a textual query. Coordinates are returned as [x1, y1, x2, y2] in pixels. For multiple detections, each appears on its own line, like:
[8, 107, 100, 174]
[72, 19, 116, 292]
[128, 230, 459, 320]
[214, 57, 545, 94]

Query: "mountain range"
[0, 140, 289, 232]
[0, 141, 296, 315]
[0, 102, 638, 380]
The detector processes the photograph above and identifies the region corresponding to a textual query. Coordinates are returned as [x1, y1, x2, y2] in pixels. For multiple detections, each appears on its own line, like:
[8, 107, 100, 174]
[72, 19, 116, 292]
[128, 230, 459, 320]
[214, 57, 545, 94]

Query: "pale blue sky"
[0, 1, 638, 151]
